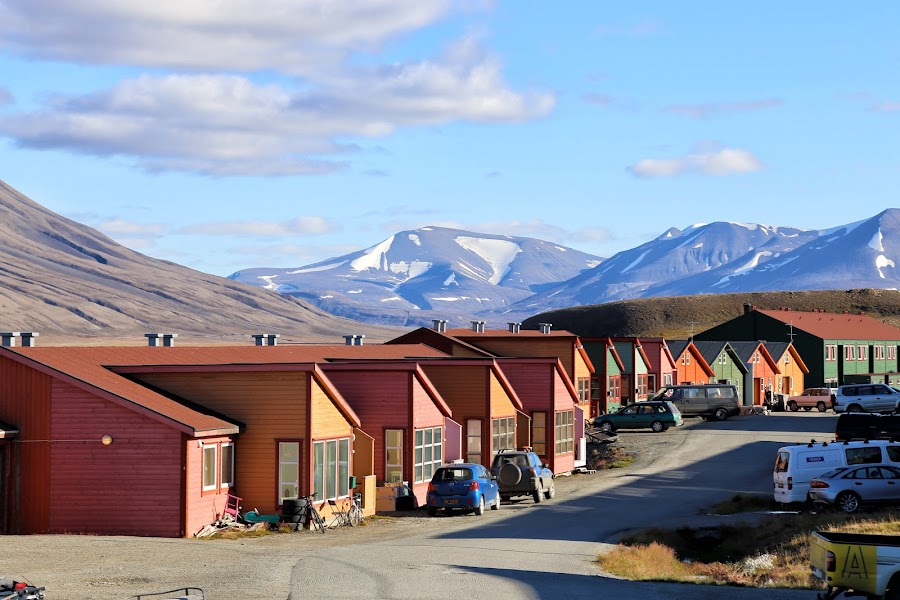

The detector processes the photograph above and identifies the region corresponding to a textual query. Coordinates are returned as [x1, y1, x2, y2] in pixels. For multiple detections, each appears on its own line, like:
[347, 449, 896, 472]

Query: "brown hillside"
[521, 289, 900, 338]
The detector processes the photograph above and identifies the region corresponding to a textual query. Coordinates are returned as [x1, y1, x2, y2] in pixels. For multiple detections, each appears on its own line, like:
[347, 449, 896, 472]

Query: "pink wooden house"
[638, 337, 679, 395]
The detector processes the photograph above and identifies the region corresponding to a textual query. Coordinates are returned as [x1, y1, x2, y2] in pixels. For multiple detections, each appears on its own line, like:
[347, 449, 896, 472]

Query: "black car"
[651, 384, 741, 421]
[835, 413, 900, 442]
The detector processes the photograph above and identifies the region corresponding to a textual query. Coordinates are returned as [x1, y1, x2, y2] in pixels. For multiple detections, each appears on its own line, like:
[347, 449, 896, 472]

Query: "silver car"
[809, 464, 900, 513]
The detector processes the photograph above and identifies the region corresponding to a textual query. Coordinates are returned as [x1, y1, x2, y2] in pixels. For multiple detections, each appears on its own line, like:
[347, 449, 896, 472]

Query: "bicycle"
[299, 493, 326, 534]
[347, 492, 364, 527]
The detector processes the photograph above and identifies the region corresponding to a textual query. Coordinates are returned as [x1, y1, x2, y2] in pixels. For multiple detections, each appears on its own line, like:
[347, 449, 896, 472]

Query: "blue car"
[426, 463, 500, 516]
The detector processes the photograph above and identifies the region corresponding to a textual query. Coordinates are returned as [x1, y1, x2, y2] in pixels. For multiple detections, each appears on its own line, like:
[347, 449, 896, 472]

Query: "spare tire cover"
[499, 462, 523, 486]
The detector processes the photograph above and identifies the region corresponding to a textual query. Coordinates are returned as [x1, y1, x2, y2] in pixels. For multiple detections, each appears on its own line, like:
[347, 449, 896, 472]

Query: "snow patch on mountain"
[389, 260, 431, 278]
[876, 255, 895, 278]
[621, 250, 651, 274]
[443, 272, 459, 286]
[350, 236, 395, 271]
[288, 260, 347, 274]
[409, 234, 421, 246]
[870, 230, 885, 252]
[455, 236, 521, 285]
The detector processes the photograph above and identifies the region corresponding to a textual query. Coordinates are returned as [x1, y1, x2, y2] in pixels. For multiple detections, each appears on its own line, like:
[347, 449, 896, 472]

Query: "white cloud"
[179, 216, 341, 236]
[629, 148, 763, 178]
[0, 0, 454, 74]
[0, 39, 554, 175]
[97, 219, 168, 235]
[665, 98, 783, 119]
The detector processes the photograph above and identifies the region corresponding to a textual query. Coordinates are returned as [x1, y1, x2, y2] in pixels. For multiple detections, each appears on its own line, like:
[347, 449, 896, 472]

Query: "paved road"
[287, 412, 835, 599]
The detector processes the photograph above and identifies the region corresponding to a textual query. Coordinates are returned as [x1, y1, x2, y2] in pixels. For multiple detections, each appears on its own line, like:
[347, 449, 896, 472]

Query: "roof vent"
[432, 319, 447, 333]
[343, 334, 365, 346]
[470, 321, 485, 333]
[743, 303, 754, 314]
[0, 332, 38, 347]
[539, 323, 552, 334]
[507, 322, 521, 334]
[145, 333, 177, 347]
[252, 334, 280, 346]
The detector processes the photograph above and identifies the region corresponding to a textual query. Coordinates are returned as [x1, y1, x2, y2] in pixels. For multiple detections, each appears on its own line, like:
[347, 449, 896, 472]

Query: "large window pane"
[202, 445, 217, 490]
[313, 442, 324, 502]
[280, 441, 301, 503]
[386, 429, 403, 484]
[326, 440, 337, 500]
[220, 444, 234, 487]
[339, 439, 349, 497]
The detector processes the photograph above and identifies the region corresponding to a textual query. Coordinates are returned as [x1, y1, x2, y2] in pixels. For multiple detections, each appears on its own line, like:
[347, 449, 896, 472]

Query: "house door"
[0, 444, 6, 534]
[621, 375, 633, 405]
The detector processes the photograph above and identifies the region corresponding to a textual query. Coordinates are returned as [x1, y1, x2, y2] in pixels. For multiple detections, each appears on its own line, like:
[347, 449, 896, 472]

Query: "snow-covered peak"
[455, 236, 522, 285]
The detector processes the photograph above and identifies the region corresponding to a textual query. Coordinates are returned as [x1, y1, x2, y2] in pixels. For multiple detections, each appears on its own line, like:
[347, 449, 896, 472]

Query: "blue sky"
[1, 1, 898, 277]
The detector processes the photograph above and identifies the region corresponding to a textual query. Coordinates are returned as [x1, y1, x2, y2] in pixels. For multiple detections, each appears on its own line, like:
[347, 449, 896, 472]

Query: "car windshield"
[434, 468, 473, 482]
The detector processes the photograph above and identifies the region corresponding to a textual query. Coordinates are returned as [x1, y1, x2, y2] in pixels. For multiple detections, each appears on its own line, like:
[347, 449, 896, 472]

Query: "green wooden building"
[695, 305, 900, 387]
[691, 340, 749, 403]
[581, 337, 625, 416]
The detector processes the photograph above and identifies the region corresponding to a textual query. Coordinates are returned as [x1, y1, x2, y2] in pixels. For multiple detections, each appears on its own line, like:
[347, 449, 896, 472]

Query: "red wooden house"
[636, 337, 679, 395]
[417, 358, 525, 468]
[494, 357, 581, 474]
[610, 338, 653, 403]
[320, 360, 458, 506]
[581, 338, 626, 416]
[666, 340, 716, 385]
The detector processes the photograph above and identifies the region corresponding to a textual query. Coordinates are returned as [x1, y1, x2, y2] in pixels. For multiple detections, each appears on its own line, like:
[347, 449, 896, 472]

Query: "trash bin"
[348, 475, 357, 490]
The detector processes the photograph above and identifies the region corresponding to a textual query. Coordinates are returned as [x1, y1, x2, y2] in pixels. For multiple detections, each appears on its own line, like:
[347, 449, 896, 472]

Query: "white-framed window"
[663, 373, 673, 387]
[891, 346, 897, 360]
[682, 353, 690, 365]
[719, 352, 727, 365]
[826, 345, 837, 361]
[220, 443, 234, 488]
[784, 353, 790, 364]
[859, 345, 868, 360]
[414, 426, 442, 484]
[202, 444, 217, 492]
[313, 438, 350, 502]
[876, 346, 885, 360]
[492, 417, 515, 455]
[576, 377, 590, 402]
[532, 412, 547, 456]
[385, 429, 403, 484]
[846, 346, 856, 361]
[279, 441, 301, 503]
[555, 410, 574, 455]
[466, 419, 482, 464]
[753, 352, 761, 363]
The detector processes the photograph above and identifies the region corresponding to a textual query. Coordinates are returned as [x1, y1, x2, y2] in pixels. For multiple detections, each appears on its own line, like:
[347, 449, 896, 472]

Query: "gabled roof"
[444, 327, 596, 373]
[666, 340, 716, 378]
[416, 357, 525, 411]
[3, 344, 440, 435]
[385, 328, 496, 357]
[691, 341, 750, 375]
[494, 357, 579, 403]
[581, 337, 626, 372]
[728, 341, 780, 373]
[763, 341, 810, 374]
[757, 308, 900, 341]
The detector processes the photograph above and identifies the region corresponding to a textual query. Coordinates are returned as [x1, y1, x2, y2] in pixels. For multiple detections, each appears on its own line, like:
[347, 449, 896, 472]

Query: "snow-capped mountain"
[232, 211, 900, 327]
[228, 226, 603, 326]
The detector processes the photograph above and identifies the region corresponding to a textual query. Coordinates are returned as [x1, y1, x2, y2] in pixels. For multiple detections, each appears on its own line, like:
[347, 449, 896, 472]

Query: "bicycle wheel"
[310, 508, 326, 533]
[348, 505, 362, 527]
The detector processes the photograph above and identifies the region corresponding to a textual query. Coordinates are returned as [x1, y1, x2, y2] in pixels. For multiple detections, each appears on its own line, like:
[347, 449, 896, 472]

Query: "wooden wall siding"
[495, 363, 549, 413]
[0, 355, 51, 534]
[326, 371, 410, 485]
[552, 371, 573, 412]
[184, 436, 231, 538]
[777, 358, 804, 396]
[554, 441, 575, 475]
[412, 377, 444, 429]
[452, 346, 489, 358]
[421, 365, 487, 421]
[613, 343, 634, 373]
[49, 379, 184, 537]
[489, 372, 516, 419]
[678, 355, 708, 385]
[134, 372, 308, 515]
[466, 339, 576, 379]
[310, 379, 353, 441]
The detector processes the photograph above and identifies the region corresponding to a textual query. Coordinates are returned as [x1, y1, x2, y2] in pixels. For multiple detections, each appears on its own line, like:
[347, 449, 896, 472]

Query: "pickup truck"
[786, 387, 834, 412]
[810, 530, 900, 599]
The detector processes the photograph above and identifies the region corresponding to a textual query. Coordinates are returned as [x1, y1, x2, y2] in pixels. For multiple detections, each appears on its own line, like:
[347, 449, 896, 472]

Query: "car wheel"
[532, 482, 543, 503]
[492, 495, 500, 510]
[545, 481, 556, 500]
[500, 495, 510, 502]
[788, 400, 798, 411]
[836, 491, 861, 513]
[651, 420, 665, 433]
[714, 408, 728, 421]
[817, 401, 827, 412]
[474, 495, 485, 516]
[847, 404, 864, 413]
[427, 506, 437, 517]
[598, 420, 615, 433]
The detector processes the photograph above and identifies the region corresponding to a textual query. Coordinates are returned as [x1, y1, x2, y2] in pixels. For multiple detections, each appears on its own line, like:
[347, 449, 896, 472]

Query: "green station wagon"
[593, 400, 683, 433]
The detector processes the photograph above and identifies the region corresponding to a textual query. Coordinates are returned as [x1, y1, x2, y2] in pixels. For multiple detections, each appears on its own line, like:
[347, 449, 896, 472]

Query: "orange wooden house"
[763, 342, 808, 398]
[666, 340, 717, 385]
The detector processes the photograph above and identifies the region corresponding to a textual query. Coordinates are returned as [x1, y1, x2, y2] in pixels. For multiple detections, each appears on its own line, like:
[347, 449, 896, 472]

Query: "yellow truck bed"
[811, 531, 900, 599]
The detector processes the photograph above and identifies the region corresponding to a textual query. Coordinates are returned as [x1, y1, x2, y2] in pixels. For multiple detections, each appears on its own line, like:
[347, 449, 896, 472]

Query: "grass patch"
[588, 445, 636, 470]
[599, 508, 900, 589]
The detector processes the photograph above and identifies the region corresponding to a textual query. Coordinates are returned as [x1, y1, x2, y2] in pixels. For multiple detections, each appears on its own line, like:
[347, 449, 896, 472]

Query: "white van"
[773, 440, 900, 503]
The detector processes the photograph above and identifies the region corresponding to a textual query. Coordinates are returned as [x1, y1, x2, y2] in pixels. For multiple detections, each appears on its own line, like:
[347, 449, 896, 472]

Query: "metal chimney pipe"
[0, 332, 22, 347]
[539, 323, 552, 334]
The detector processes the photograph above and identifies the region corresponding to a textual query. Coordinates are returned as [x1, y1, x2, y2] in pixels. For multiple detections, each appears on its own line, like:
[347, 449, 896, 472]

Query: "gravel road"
[2, 412, 837, 599]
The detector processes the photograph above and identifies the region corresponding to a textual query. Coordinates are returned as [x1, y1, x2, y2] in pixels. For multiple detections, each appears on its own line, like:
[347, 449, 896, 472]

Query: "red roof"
[3, 344, 444, 436]
[447, 328, 578, 339]
[758, 309, 900, 341]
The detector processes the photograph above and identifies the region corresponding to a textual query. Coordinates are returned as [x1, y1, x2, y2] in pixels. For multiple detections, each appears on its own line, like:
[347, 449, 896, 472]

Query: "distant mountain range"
[0, 180, 397, 342]
[232, 211, 900, 327]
